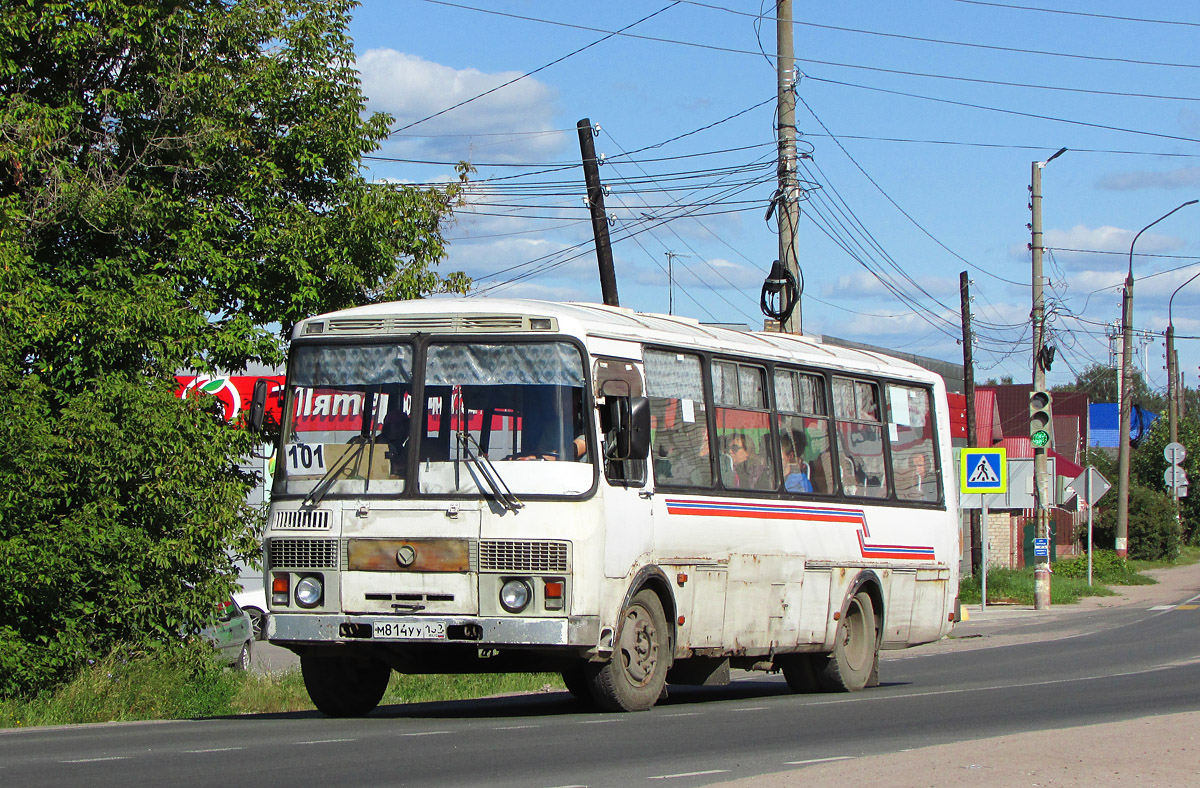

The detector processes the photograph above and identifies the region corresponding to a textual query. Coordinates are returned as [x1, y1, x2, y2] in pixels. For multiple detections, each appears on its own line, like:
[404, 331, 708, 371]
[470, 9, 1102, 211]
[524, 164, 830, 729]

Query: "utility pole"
[960, 272, 981, 575]
[1030, 149, 1064, 609]
[577, 118, 620, 307]
[1118, 200, 1198, 557]
[776, 0, 802, 334]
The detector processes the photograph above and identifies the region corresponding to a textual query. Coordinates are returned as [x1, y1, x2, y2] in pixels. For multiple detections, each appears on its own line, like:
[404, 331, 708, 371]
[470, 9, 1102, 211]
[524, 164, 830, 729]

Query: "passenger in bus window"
[724, 432, 770, 490]
[897, 452, 930, 500]
[779, 434, 813, 493]
[380, 386, 411, 477]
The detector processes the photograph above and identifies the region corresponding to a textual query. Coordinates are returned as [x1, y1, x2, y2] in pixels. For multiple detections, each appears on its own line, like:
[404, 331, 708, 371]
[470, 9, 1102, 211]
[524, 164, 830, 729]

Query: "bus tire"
[301, 653, 391, 717]
[588, 589, 670, 712]
[561, 663, 593, 702]
[777, 653, 821, 693]
[819, 590, 877, 692]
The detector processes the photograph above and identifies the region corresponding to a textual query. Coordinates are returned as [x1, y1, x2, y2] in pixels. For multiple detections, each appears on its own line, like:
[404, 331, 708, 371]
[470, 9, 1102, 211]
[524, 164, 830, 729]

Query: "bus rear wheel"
[301, 653, 391, 717]
[818, 590, 877, 692]
[588, 590, 670, 712]
[777, 653, 822, 693]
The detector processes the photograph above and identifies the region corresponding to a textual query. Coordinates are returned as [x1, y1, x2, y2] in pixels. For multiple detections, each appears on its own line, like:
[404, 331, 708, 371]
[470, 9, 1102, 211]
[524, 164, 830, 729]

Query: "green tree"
[1054, 363, 1166, 414]
[0, 0, 467, 696]
[1130, 416, 1200, 544]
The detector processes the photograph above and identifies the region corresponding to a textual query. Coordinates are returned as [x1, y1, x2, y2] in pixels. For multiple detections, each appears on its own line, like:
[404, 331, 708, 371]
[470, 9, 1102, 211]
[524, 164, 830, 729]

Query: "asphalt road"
[4, 572, 1200, 788]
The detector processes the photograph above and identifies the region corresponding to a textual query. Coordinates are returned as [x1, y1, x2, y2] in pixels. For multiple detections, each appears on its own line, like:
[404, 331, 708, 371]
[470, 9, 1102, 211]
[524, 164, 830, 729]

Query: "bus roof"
[295, 298, 941, 385]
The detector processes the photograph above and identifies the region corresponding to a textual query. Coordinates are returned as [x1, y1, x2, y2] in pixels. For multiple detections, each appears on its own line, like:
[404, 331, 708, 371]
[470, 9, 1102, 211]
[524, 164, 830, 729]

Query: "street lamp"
[1116, 199, 1199, 556]
[1168, 268, 1200, 445]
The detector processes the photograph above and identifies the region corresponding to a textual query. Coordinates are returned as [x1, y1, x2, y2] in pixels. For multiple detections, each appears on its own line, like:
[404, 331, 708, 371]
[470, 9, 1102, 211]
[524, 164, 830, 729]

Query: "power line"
[389, 2, 682, 135]
[946, 0, 1200, 29]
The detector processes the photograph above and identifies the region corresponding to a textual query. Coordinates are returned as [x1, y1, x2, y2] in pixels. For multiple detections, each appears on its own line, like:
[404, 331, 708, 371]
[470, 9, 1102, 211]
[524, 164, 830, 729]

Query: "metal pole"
[981, 495, 989, 610]
[1087, 471, 1093, 586]
[776, 0, 801, 334]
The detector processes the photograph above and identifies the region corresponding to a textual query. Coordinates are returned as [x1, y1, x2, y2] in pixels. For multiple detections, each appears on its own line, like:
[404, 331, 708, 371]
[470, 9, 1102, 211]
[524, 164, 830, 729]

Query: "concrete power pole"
[577, 118, 620, 307]
[1030, 149, 1064, 609]
[776, 0, 802, 334]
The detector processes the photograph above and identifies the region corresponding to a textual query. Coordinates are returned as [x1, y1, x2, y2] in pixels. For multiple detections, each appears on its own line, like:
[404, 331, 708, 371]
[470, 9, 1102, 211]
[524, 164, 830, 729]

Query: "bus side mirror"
[607, 396, 651, 461]
[247, 378, 270, 433]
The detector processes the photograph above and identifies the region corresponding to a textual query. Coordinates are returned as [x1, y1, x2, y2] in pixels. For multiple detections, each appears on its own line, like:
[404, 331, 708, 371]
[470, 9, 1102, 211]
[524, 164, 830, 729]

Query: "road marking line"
[296, 738, 356, 744]
[732, 706, 767, 712]
[400, 730, 451, 737]
[1176, 605, 1199, 610]
[784, 756, 854, 765]
[661, 712, 701, 718]
[184, 747, 245, 753]
[649, 769, 730, 779]
[62, 756, 130, 763]
[578, 718, 619, 724]
[495, 725, 541, 730]
[1150, 605, 1175, 611]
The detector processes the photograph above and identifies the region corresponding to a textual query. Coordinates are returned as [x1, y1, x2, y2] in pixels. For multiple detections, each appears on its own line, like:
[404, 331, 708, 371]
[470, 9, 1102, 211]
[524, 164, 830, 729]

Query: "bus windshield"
[418, 342, 592, 497]
[276, 343, 413, 499]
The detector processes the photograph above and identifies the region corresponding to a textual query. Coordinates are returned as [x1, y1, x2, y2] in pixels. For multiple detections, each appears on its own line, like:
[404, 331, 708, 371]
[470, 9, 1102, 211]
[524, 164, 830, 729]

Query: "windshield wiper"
[302, 435, 370, 507]
[456, 431, 523, 512]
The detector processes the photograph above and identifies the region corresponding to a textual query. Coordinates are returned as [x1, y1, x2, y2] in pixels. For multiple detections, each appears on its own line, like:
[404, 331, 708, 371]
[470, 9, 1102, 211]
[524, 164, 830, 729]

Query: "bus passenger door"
[595, 358, 653, 579]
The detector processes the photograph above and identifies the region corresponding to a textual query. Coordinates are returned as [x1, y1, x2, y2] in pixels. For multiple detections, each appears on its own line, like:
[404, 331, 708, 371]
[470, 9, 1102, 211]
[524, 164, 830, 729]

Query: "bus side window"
[774, 368, 833, 495]
[832, 377, 888, 499]
[887, 384, 939, 503]
[644, 350, 711, 488]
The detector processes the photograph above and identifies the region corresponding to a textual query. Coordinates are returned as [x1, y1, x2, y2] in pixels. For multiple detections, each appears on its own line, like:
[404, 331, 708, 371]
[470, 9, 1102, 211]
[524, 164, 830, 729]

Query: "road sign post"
[961, 449, 1008, 610]
[1065, 467, 1112, 586]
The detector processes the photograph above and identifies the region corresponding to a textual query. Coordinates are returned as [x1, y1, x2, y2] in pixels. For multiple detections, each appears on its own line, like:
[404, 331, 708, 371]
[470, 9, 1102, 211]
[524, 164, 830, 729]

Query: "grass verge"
[1, 651, 564, 729]
[958, 548, 1163, 606]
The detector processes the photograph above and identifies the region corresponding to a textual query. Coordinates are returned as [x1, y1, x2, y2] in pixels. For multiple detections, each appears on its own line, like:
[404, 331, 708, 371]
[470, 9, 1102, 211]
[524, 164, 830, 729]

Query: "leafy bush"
[1053, 549, 1149, 585]
[1092, 483, 1181, 561]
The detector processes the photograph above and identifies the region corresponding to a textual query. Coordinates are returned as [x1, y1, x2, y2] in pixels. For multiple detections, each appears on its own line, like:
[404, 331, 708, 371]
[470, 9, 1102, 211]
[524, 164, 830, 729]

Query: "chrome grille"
[268, 538, 340, 569]
[271, 510, 332, 531]
[479, 540, 568, 573]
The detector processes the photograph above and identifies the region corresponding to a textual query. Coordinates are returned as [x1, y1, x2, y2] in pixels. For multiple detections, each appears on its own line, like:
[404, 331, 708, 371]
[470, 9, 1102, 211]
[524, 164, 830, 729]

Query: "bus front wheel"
[819, 590, 877, 692]
[588, 590, 671, 712]
[301, 653, 391, 717]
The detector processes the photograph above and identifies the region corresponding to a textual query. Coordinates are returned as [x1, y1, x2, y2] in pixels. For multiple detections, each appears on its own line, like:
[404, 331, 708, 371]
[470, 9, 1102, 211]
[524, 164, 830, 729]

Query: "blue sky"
[347, 1, 1200, 396]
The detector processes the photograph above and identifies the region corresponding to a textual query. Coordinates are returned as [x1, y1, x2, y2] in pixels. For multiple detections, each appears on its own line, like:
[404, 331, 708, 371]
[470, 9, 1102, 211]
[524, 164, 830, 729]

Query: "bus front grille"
[268, 538, 340, 569]
[271, 509, 332, 531]
[479, 540, 568, 573]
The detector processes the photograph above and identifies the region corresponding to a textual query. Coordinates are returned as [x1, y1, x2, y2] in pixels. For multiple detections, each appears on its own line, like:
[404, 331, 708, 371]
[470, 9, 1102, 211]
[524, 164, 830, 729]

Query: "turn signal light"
[272, 574, 289, 607]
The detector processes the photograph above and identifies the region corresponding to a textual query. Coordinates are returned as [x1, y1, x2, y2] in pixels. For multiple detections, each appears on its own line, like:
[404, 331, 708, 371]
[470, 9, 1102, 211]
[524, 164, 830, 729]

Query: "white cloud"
[1098, 167, 1200, 191]
[357, 49, 564, 163]
[1018, 224, 1189, 269]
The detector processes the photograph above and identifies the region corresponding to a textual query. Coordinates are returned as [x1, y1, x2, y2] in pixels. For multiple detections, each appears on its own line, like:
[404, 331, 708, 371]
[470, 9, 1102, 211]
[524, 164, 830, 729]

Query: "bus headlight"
[295, 575, 323, 608]
[499, 579, 532, 613]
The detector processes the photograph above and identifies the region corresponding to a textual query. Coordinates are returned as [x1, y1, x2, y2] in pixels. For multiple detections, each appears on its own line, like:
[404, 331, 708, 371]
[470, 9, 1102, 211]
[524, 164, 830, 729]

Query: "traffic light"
[1029, 390, 1054, 449]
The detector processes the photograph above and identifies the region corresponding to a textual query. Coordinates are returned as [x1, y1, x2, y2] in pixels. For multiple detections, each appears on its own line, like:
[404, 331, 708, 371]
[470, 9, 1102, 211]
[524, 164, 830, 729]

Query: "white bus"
[250, 298, 959, 714]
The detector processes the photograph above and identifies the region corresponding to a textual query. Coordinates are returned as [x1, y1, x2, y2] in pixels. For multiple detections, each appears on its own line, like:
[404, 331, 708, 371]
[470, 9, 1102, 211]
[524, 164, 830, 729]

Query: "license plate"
[372, 620, 447, 640]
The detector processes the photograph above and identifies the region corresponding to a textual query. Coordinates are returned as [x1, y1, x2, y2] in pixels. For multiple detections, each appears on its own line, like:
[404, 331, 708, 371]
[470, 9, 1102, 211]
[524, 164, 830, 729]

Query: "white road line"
[495, 725, 541, 730]
[1150, 605, 1175, 611]
[578, 718, 620, 724]
[62, 756, 130, 764]
[400, 730, 451, 737]
[649, 769, 730, 780]
[296, 738, 356, 745]
[731, 706, 767, 712]
[543, 784, 588, 788]
[184, 747, 245, 753]
[784, 756, 854, 766]
[660, 712, 701, 718]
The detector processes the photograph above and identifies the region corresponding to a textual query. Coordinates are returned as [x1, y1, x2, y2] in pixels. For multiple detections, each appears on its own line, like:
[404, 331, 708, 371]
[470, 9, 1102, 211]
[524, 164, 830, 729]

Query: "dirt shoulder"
[711, 561, 1200, 788]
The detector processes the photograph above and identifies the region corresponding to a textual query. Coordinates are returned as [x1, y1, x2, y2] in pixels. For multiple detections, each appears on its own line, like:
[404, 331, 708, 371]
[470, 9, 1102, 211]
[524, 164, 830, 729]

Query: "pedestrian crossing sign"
[960, 448, 1007, 495]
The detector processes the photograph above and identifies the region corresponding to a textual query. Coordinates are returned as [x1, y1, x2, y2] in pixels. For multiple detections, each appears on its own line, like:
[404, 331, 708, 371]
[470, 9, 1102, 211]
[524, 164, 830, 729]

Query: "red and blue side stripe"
[663, 498, 936, 561]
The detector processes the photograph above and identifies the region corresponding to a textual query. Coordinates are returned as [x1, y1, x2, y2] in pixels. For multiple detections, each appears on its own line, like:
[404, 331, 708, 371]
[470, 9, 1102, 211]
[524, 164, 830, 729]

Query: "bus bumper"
[269, 612, 599, 647]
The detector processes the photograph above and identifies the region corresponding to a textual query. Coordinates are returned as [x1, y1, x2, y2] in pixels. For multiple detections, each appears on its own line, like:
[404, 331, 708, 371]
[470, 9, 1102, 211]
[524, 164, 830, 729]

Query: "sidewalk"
[713, 560, 1200, 788]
